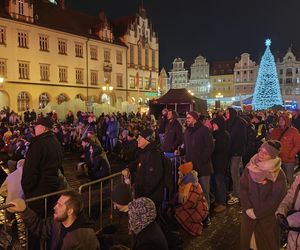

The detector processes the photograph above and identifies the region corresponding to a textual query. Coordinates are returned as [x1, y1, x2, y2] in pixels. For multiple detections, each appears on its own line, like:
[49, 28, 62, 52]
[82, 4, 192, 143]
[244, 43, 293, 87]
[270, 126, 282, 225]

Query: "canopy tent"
[149, 88, 207, 118]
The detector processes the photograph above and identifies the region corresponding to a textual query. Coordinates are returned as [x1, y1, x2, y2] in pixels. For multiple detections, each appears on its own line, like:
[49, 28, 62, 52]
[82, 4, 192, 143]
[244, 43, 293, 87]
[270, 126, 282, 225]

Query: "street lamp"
[216, 92, 223, 98]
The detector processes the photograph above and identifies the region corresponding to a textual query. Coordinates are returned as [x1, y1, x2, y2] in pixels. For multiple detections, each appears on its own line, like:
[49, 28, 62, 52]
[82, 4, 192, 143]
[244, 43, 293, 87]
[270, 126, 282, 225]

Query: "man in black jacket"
[122, 128, 164, 207]
[226, 107, 247, 205]
[21, 116, 63, 217]
[9, 191, 100, 250]
[161, 110, 183, 155]
[181, 111, 214, 224]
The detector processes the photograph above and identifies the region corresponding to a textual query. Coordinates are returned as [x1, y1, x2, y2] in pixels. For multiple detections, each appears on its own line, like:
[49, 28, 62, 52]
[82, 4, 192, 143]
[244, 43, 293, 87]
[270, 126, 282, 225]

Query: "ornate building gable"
[94, 11, 114, 43]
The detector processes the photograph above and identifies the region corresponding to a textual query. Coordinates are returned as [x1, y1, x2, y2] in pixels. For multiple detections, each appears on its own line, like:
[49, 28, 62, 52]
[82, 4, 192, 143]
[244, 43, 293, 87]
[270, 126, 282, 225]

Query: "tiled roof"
[210, 59, 237, 75]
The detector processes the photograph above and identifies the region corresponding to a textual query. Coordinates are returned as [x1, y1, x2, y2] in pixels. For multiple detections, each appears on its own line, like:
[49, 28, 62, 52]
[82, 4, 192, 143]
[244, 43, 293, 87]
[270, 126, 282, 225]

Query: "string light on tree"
[252, 39, 283, 110]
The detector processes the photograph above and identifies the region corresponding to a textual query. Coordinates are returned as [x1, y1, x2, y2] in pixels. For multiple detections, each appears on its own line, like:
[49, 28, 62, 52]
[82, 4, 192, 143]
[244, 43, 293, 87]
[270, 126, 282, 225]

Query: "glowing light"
[102, 86, 107, 91]
[252, 39, 283, 110]
[0, 77, 3, 84]
[109, 86, 113, 91]
[216, 93, 223, 98]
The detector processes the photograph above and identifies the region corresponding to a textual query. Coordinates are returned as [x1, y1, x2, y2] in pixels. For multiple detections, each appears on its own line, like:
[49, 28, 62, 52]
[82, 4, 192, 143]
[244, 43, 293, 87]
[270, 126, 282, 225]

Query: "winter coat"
[240, 168, 287, 250]
[212, 130, 230, 175]
[226, 116, 247, 156]
[22, 208, 100, 250]
[158, 115, 168, 134]
[175, 183, 208, 236]
[183, 122, 214, 177]
[132, 221, 168, 250]
[107, 120, 118, 139]
[277, 174, 300, 250]
[270, 118, 300, 164]
[128, 142, 164, 207]
[21, 131, 63, 216]
[162, 119, 183, 152]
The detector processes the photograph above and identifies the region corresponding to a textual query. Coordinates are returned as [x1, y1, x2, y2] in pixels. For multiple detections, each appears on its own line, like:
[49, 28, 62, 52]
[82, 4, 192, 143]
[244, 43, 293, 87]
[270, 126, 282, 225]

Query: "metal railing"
[78, 171, 123, 232]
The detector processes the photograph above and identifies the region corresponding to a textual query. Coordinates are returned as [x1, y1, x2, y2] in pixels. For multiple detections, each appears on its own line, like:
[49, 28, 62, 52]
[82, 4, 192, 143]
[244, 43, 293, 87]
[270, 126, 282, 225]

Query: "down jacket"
[270, 115, 300, 164]
[277, 174, 300, 250]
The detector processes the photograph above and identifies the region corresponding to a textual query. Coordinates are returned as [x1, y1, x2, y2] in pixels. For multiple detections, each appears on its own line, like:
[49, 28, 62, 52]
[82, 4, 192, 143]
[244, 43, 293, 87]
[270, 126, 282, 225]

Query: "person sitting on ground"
[171, 162, 208, 236]
[128, 197, 168, 250]
[8, 190, 100, 250]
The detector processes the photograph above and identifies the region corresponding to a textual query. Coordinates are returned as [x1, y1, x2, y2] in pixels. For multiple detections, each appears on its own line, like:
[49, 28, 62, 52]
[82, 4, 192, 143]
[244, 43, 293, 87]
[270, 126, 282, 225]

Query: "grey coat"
[277, 174, 300, 250]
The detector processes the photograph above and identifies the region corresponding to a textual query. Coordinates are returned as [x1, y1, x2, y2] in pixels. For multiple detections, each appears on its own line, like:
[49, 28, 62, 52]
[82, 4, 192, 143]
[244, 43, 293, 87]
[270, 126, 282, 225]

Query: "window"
[139, 77, 143, 89]
[116, 51, 122, 64]
[58, 40, 67, 54]
[75, 68, 84, 84]
[75, 43, 83, 57]
[104, 50, 110, 63]
[90, 70, 98, 85]
[116, 73, 123, 87]
[17, 91, 29, 111]
[0, 59, 7, 77]
[18, 0, 24, 15]
[40, 64, 49, 81]
[0, 27, 6, 45]
[144, 77, 149, 89]
[18, 32, 28, 48]
[39, 93, 50, 109]
[18, 61, 29, 79]
[286, 68, 293, 76]
[152, 50, 155, 68]
[129, 75, 135, 88]
[138, 45, 142, 67]
[130, 45, 134, 64]
[39, 35, 49, 51]
[286, 78, 292, 84]
[145, 47, 149, 68]
[57, 93, 68, 104]
[104, 72, 111, 83]
[296, 68, 299, 74]
[58, 66, 68, 82]
[90, 46, 98, 60]
[279, 78, 283, 84]
[279, 69, 283, 75]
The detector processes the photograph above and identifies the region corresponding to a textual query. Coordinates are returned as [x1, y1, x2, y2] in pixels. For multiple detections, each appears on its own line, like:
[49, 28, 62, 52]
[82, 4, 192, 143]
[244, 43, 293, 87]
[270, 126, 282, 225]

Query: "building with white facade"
[189, 55, 210, 98]
[276, 47, 300, 103]
[168, 57, 189, 89]
[233, 53, 257, 96]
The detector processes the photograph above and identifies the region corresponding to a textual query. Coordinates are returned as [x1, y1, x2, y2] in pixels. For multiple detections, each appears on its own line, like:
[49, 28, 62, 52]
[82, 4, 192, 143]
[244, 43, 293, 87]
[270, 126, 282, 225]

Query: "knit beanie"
[178, 162, 193, 175]
[187, 111, 199, 121]
[128, 197, 156, 235]
[111, 183, 133, 205]
[139, 128, 155, 142]
[259, 140, 281, 159]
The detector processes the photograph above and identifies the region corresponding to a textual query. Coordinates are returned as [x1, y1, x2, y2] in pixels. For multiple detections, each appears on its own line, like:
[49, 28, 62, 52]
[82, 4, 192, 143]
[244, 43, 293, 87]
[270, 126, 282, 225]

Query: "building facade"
[168, 57, 189, 89]
[210, 60, 236, 98]
[189, 55, 210, 98]
[276, 47, 300, 103]
[158, 67, 169, 96]
[0, 0, 158, 113]
[233, 53, 257, 96]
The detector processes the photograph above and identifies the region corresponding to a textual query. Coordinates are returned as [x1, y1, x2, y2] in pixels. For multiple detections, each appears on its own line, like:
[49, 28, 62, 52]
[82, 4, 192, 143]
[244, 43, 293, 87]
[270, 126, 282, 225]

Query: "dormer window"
[18, 0, 24, 15]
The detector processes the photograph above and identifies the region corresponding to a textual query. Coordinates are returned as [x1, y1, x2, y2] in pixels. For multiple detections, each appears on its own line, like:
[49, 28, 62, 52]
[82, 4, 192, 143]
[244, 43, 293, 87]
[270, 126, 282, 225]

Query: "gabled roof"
[210, 59, 237, 75]
[156, 88, 200, 103]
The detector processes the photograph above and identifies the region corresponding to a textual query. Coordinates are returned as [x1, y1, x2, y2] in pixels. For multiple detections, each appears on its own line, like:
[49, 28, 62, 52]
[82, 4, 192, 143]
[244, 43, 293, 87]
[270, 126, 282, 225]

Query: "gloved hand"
[246, 208, 256, 220]
[277, 213, 289, 230]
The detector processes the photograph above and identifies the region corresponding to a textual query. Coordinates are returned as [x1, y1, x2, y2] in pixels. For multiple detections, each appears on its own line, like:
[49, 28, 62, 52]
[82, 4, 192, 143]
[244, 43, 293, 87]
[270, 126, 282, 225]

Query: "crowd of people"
[0, 106, 300, 249]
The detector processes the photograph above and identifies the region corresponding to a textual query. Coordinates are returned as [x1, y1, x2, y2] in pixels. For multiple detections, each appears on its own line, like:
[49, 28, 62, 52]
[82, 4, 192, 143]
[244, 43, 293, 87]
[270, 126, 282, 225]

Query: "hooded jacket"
[270, 114, 300, 164]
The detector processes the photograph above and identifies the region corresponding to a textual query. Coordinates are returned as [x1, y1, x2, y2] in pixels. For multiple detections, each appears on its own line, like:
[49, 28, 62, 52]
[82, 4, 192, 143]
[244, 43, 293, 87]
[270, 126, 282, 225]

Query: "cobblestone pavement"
[63, 153, 241, 250]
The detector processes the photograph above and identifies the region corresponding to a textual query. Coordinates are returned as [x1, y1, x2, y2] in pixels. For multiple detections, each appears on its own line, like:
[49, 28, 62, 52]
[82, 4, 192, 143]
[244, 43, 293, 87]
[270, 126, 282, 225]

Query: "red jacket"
[270, 115, 300, 164]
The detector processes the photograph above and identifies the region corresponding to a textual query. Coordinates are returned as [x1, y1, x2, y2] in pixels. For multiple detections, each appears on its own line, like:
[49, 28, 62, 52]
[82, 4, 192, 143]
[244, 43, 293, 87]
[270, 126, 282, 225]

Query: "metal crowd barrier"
[78, 171, 123, 233]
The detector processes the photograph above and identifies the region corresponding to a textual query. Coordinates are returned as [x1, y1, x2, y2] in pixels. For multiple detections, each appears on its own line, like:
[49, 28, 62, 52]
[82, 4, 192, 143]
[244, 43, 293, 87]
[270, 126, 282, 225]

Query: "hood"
[279, 114, 291, 128]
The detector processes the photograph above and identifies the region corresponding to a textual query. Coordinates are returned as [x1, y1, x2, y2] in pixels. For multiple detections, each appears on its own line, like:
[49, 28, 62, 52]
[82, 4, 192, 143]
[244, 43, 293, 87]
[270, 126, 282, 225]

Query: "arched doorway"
[57, 93, 69, 104]
[100, 93, 112, 105]
[0, 91, 9, 109]
[75, 94, 85, 101]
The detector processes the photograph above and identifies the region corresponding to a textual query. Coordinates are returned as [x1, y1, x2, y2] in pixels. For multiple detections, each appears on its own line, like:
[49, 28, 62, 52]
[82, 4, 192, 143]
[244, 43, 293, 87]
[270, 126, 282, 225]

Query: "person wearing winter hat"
[128, 197, 168, 250]
[122, 128, 164, 207]
[174, 162, 208, 236]
[239, 140, 287, 250]
[270, 114, 300, 185]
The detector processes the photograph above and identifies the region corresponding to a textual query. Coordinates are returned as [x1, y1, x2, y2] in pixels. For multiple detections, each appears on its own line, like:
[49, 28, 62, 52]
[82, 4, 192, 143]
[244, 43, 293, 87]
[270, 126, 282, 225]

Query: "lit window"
[0, 59, 7, 77]
[90, 46, 98, 60]
[116, 51, 122, 64]
[90, 70, 98, 85]
[75, 68, 84, 83]
[0, 27, 6, 45]
[17, 91, 29, 111]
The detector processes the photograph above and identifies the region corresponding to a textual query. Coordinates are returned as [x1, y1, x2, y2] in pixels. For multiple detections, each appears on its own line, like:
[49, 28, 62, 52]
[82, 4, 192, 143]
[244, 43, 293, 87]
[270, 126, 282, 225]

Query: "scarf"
[178, 171, 198, 204]
[247, 154, 281, 183]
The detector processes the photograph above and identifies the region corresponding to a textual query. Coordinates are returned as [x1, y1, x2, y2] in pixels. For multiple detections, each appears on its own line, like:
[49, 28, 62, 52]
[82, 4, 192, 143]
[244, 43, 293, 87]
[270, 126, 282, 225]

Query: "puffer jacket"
[270, 115, 300, 164]
[22, 207, 100, 250]
[277, 174, 300, 250]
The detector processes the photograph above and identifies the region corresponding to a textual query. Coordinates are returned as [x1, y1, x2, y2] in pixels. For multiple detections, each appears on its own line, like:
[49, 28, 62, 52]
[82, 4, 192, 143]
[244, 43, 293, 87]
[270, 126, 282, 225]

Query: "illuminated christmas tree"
[252, 39, 283, 110]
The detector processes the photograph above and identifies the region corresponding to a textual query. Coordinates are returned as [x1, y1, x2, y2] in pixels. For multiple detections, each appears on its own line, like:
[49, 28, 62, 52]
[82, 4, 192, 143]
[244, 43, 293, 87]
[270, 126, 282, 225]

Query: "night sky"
[65, 0, 300, 70]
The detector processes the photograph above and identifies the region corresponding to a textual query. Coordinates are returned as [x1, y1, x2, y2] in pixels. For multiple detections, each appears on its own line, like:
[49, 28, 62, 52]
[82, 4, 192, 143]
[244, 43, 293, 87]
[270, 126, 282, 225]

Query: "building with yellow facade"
[209, 60, 237, 98]
[0, 0, 159, 115]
